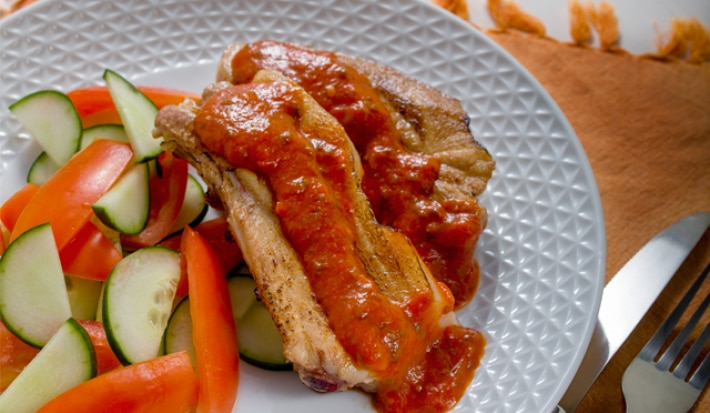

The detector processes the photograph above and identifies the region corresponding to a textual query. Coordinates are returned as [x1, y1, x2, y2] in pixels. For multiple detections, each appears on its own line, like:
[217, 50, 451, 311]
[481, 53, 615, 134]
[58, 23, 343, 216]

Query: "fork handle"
[622, 359, 700, 412]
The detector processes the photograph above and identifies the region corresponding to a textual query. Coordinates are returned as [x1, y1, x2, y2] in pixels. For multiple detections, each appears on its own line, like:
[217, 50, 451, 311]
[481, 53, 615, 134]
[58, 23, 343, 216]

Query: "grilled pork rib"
[154, 42, 491, 412]
[156, 71, 456, 394]
[218, 41, 495, 306]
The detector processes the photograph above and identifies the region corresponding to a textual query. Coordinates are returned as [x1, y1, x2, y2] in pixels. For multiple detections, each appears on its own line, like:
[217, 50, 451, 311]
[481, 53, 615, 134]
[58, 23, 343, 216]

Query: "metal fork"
[621, 261, 710, 413]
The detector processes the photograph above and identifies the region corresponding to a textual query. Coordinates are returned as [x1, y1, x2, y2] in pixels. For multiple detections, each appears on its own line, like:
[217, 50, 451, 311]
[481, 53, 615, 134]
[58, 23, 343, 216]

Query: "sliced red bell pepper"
[80, 110, 123, 129]
[76, 320, 122, 375]
[182, 226, 239, 413]
[67, 85, 201, 119]
[0, 224, 6, 256]
[161, 217, 244, 296]
[36, 351, 198, 413]
[0, 183, 40, 233]
[191, 217, 244, 273]
[121, 152, 188, 249]
[60, 221, 122, 281]
[1, 319, 40, 392]
[10, 140, 133, 250]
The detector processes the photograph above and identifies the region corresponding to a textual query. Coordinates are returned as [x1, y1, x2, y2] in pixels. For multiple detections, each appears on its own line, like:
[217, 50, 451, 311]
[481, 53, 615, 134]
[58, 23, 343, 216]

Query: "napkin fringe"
[432, 0, 709, 64]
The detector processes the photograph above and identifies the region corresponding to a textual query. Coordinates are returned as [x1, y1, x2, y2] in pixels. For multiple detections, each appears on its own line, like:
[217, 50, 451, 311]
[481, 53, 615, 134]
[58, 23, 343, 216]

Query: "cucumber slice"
[103, 246, 181, 364]
[103, 69, 161, 162]
[65, 276, 103, 321]
[228, 274, 258, 321]
[163, 274, 290, 371]
[9, 90, 82, 167]
[90, 215, 122, 254]
[92, 163, 150, 235]
[163, 297, 196, 366]
[81, 123, 129, 149]
[226, 274, 291, 371]
[95, 282, 106, 322]
[238, 301, 291, 371]
[169, 174, 208, 234]
[0, 223, 72, 348]
[0, 318, 95, 413]
[26, 151, 60, 185]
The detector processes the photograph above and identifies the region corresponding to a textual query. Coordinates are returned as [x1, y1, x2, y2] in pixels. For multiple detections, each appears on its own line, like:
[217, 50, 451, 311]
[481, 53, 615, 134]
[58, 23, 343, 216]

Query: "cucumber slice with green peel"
[28, 125, 130, 185]
[80, 123, 129, 149]
[103, 69, 161, 162]
[65, 276, 103, 321]
[26, 151, 60, 185]
[9, 90, 82, 167]
[163, 297, 196, 366]
[103, 246, 181, 365]
[0, 223, 72, 348]
[163, 273, 290, 371]
[238, 301, 292, 371]
[169, 174, 208, 234]
[92, 163, 150, 235]
[0, 318, 96, 413]
[226, 273, 291, 371]
[228, 274, 258, 321]
[95, 282, 106, 322]
[147, 157, 161, 178]
[90, 215, 122, 254]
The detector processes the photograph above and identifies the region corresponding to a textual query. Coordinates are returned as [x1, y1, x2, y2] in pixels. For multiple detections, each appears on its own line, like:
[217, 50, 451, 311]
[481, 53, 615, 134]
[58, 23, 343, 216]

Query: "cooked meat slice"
[218, 41, 495, 307]
[154, 71, 468, 398]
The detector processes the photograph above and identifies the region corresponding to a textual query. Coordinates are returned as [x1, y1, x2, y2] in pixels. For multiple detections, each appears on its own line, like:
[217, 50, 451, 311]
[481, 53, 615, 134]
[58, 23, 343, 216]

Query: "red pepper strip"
[0, 225, 6, 256]
[1, 319, 40, 392]
[121, 152, 188, 250]
[76, 320, 122, 375]
[36, 351, 198, 413]
[191, 216, 244, 272]
[67, 85, 201, 119]
[59, 221, 122, 281]
[161, 217, 244, 296]
[0, 183, 40, 232]
[79, 109, 123, 129]
[182, 226, 240, 413]
[10, 140, 133, 250]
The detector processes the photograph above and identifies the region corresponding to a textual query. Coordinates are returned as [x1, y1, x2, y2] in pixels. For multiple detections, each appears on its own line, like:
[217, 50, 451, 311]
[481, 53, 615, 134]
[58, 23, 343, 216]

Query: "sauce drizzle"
[230, 40, 485, 307]
[195, 42, 487, 413]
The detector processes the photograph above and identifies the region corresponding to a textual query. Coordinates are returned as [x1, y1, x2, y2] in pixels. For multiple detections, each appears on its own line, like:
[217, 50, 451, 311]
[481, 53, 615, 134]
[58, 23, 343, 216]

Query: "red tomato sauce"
[194, 81, 421, 376]
[193, 77, 484, 412]
[230, 40, 484, 307]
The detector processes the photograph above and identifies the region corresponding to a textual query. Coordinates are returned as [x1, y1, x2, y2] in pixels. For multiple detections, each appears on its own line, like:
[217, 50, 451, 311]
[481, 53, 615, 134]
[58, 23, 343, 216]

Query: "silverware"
[621, 262, 710, 412]
[557, 211, 710, 412]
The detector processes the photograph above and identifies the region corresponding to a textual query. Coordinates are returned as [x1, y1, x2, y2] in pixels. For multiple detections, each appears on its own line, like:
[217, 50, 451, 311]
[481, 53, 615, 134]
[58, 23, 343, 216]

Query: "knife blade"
[557, 211, 710, 412]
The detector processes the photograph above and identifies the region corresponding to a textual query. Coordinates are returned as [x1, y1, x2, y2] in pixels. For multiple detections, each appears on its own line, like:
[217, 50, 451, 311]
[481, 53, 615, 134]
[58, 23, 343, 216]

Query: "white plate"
[0, 1, 605, 412]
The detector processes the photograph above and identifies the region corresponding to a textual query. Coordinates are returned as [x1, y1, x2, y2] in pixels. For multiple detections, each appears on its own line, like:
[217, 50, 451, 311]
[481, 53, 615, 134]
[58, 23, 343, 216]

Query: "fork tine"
[675, 320, 710, 382]
[657, 290, 710, 370]
[688, 339, 710, 390]
[638, 262, 710, 362]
